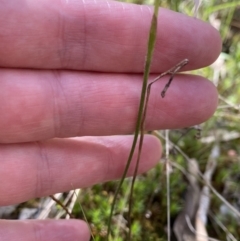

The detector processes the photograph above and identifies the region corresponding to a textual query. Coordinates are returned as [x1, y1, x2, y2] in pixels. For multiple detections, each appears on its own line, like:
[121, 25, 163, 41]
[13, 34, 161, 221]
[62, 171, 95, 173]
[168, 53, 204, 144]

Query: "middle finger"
[0, 69, 217, 143]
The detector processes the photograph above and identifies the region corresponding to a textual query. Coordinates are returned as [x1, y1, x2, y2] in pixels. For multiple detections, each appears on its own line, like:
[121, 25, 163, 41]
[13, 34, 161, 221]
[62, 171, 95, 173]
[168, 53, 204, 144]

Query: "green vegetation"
[77, 1, 240, 240]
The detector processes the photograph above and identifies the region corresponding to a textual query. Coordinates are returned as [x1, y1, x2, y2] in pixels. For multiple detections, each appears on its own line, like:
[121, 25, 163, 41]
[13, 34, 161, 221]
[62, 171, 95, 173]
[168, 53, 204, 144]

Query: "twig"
[208, 211, 238, 241]
[55, 191, 75, 219]
[218, 95, 240, 111]
[37, 193, 63, 219]
[49, 195, 74, 218]
[185, 215, 223, 241]
[155, 131, 240, 219]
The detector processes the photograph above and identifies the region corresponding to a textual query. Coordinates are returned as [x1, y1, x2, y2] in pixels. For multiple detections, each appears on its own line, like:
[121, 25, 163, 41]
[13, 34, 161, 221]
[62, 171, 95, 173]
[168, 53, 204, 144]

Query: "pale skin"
[0, 0, 221, 240]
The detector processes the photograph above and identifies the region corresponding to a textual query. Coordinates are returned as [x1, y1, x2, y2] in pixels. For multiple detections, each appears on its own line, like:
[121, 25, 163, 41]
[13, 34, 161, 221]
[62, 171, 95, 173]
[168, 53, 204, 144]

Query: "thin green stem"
[107, 1, 161, 239]
[127, 58, 188, 240]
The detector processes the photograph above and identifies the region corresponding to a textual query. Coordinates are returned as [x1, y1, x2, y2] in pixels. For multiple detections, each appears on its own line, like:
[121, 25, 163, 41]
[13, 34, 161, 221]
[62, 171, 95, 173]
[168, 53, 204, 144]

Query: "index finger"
[0, 0, 221, 72]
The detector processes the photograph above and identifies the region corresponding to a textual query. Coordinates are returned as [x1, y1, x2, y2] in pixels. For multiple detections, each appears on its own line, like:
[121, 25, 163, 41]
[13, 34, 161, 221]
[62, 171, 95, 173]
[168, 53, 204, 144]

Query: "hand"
[0, 0, 221, 240]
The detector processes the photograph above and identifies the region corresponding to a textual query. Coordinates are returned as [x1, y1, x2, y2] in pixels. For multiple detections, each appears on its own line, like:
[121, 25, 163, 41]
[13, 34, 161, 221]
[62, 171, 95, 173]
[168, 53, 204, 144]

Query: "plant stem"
[107, 1, 161, 239]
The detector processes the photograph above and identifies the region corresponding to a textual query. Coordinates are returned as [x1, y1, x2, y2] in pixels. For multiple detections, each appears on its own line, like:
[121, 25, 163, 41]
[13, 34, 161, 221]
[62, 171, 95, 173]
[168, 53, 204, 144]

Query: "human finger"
[0, 69, 217, 143]
[0, 135, 161, 205]
[0, 220, 90, 241]
[0, 0, 221, 72]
